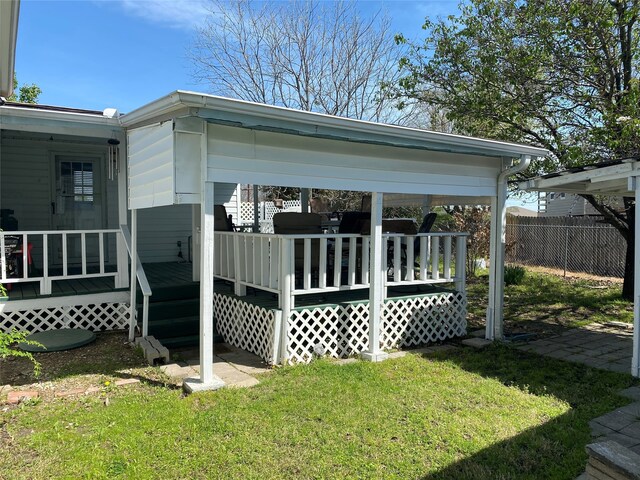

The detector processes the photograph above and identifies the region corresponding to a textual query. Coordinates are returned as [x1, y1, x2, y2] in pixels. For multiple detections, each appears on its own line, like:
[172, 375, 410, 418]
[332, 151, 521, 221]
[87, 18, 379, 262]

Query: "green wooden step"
[137, 283, 200, 303]
[143, 316, 201, 339]
[137, 298, 199, 321]
[155, 331, 224, 349]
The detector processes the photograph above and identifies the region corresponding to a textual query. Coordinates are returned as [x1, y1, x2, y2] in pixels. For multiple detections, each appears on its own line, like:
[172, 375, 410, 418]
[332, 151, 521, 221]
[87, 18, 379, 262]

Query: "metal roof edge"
[120, 90, 549, 158]
[0, 104, 122, 127]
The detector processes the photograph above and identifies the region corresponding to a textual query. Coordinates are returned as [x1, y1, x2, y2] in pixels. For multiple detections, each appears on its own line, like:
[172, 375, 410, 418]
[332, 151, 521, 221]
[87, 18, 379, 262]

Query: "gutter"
[487, 154, 533, 340]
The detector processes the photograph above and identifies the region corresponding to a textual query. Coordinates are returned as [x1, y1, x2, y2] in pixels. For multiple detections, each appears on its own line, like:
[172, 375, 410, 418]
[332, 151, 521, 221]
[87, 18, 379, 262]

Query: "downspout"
[487, 154, 532, 340]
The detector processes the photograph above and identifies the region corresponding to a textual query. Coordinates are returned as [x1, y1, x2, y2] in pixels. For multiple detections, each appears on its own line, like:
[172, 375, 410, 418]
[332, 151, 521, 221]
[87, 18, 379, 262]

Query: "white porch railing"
[120, 225, 152, 338]
[214, 231, 468, 304]
[0, 229, 124, 296]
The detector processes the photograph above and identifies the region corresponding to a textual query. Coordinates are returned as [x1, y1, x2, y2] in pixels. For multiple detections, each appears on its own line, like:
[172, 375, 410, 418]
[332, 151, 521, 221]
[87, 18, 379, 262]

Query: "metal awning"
[519, 158, 640, 197]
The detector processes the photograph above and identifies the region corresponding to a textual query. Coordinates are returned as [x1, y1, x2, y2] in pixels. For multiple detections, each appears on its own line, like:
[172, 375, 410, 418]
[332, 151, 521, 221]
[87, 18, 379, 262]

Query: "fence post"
[563, 226, 569, 277]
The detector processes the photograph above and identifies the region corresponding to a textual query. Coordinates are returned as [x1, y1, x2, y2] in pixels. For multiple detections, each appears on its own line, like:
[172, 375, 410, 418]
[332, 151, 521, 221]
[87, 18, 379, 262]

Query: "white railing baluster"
[348, 237, 357, 286]
[361, 236, 370, 285]
[233, 234, 246, 295]
[22, 234, 28, 279]
[444, 236, 452, 280]
[406, 236, 414, 281]
[81, 232, 87, 276]
[1, 233, 6, 281]
[42, 233, 48, 279]
[419, 236, 427, 280]
[62, 233, 68, 277]
[261, 237, 269, 287]
[393, 236, 401, 282]
[431, 236, 440, 280]
[319, 237, 327, 289]
[270, 237, 280, 289]
[99, 232, 105, 274]
[333, 237, 343, 287]
[303, 238, 311, 290]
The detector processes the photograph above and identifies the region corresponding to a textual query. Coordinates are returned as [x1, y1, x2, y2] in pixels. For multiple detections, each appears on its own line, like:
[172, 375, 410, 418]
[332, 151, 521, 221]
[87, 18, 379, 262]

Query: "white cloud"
[117, 0, 211, 30]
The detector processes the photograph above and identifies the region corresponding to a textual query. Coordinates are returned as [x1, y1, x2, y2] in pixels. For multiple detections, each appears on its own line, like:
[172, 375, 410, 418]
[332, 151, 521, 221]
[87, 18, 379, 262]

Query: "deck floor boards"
[4, 262, 454, 307]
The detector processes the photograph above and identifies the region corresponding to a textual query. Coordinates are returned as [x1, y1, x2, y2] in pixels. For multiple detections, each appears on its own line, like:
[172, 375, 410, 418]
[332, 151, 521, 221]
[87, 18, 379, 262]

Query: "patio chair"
[273, 213, 323, 285]
[214, 204, 235, 231]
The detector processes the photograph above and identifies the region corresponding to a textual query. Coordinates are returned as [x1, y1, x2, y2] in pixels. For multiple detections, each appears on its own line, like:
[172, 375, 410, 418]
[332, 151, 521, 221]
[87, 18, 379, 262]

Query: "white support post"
[280, 236, 294, 364]
[184, 181, 225, 393]
[486, 176, 508, 341]
[632, 176, 640, 377]
[116, 133, 129, 289]
[362, 192, 388, 362]
[128, 209, 138, 342]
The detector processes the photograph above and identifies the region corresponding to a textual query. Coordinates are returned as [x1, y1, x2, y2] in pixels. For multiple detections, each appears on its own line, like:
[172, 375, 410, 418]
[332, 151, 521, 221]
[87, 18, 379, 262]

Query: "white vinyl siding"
[205, 124, 499, 196]
[128, 121, 174, 209]
[136, 182, 239, 263]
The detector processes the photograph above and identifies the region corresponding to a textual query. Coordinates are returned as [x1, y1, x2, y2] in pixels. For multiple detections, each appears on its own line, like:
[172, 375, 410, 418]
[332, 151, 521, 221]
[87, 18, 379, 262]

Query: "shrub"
[504, 264, 526, 286]
[0, 330, 42, 377]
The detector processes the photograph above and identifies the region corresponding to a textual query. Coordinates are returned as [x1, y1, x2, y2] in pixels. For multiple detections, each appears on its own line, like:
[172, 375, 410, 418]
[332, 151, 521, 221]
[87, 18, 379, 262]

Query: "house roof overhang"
[519, 158, 640, 197]
[0, 0, 20, 98]
[121, 90, 548, 159]
[0, 102, 122, 137]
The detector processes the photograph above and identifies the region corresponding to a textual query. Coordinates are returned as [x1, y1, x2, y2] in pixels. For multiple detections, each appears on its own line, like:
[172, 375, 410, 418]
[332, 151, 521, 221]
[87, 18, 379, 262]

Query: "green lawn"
[467, 269, 632, 335]
[1, 346, 634, 479]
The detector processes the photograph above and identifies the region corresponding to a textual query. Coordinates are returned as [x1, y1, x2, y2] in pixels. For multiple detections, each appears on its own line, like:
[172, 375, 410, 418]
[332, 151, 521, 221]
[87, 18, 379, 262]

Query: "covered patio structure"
[121, 91, 548, 391]
[521, 159, 640, 377]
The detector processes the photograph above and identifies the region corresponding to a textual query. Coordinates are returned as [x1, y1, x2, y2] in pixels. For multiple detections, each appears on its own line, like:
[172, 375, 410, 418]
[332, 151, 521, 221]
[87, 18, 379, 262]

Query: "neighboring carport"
[521, 159, 640, 376]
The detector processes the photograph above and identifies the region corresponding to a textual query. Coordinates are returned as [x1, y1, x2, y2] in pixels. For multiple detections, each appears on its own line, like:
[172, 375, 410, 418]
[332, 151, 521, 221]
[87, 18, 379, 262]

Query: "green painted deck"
[4, 261, 456, 307]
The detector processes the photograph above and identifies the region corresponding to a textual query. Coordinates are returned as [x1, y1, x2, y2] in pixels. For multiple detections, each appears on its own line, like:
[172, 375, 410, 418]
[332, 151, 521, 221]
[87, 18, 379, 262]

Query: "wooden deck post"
[632, 176, 640, 377]
[128, 209, 137, 342]
[253, 184, 260, 232]
[279, 236, 294, 364]
[362, 192, 388, 362]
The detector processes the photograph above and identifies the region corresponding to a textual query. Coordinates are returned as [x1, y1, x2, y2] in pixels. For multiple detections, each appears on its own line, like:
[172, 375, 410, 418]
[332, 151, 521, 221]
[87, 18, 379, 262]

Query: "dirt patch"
[0, 331, 169, 403]
[520, 265, 623, 285]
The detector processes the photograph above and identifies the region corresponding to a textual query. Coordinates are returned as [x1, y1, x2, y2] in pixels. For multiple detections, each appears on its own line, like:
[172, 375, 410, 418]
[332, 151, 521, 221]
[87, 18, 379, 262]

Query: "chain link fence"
[505, 217, 626, 278]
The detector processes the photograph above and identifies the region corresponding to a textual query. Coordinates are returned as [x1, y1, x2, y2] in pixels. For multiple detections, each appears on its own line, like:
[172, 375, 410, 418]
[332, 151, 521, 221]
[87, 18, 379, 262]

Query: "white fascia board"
[0, 105, 122, 136]
[0, 0, 19, 98]
[120, 90, 549, 158]
[519, 162, 639, 192]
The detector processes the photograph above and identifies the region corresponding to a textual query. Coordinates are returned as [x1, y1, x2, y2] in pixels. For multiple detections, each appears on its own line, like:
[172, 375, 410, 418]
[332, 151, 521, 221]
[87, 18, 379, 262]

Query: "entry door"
[52, 156, 105, 266]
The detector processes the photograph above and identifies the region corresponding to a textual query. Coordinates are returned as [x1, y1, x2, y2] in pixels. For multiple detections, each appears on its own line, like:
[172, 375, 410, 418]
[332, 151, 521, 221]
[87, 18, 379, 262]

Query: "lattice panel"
[285, 292, 467, 364]
[0, 303, 130, 333]
[213, 293, 276, 364]
[240, 202, 255, 223]
[287, 303, 370, 363]
[381, 292, 467, 350]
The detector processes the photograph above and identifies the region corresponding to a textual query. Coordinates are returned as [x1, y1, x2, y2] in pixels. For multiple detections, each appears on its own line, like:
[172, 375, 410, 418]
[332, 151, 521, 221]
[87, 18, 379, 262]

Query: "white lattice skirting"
[287, 291, 467, 364]
[214, 292, 277, 364]
[0, 303, 130, 333]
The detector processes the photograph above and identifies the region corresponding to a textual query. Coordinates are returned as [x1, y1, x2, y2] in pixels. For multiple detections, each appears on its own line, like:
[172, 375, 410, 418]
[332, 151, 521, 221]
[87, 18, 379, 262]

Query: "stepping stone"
[462, 338, 492, 349]
[619, 387, 640, 401]
[7, 390, 38, 404]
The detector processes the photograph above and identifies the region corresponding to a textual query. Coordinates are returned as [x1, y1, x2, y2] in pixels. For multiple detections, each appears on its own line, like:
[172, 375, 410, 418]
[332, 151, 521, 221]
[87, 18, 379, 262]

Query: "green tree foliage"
[8, 73, 41, 104]
[0, 330, 42, 377]
[394, 0, 640, 298]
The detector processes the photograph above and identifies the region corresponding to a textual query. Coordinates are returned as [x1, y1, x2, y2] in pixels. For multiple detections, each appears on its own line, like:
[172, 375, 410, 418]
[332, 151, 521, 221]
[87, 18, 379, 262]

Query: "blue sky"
[16, 0, 460, 112]
[14, 0, 538, 209]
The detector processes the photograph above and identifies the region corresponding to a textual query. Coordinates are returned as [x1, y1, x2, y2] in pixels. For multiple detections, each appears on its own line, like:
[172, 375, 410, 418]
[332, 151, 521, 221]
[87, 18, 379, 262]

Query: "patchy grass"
[0, 346, 634, 479]
[467, 268, 632, 336]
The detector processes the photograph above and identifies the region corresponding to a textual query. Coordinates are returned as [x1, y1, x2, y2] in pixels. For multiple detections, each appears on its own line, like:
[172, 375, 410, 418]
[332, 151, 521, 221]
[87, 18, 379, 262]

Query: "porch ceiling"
[519, 159, 640, 197]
